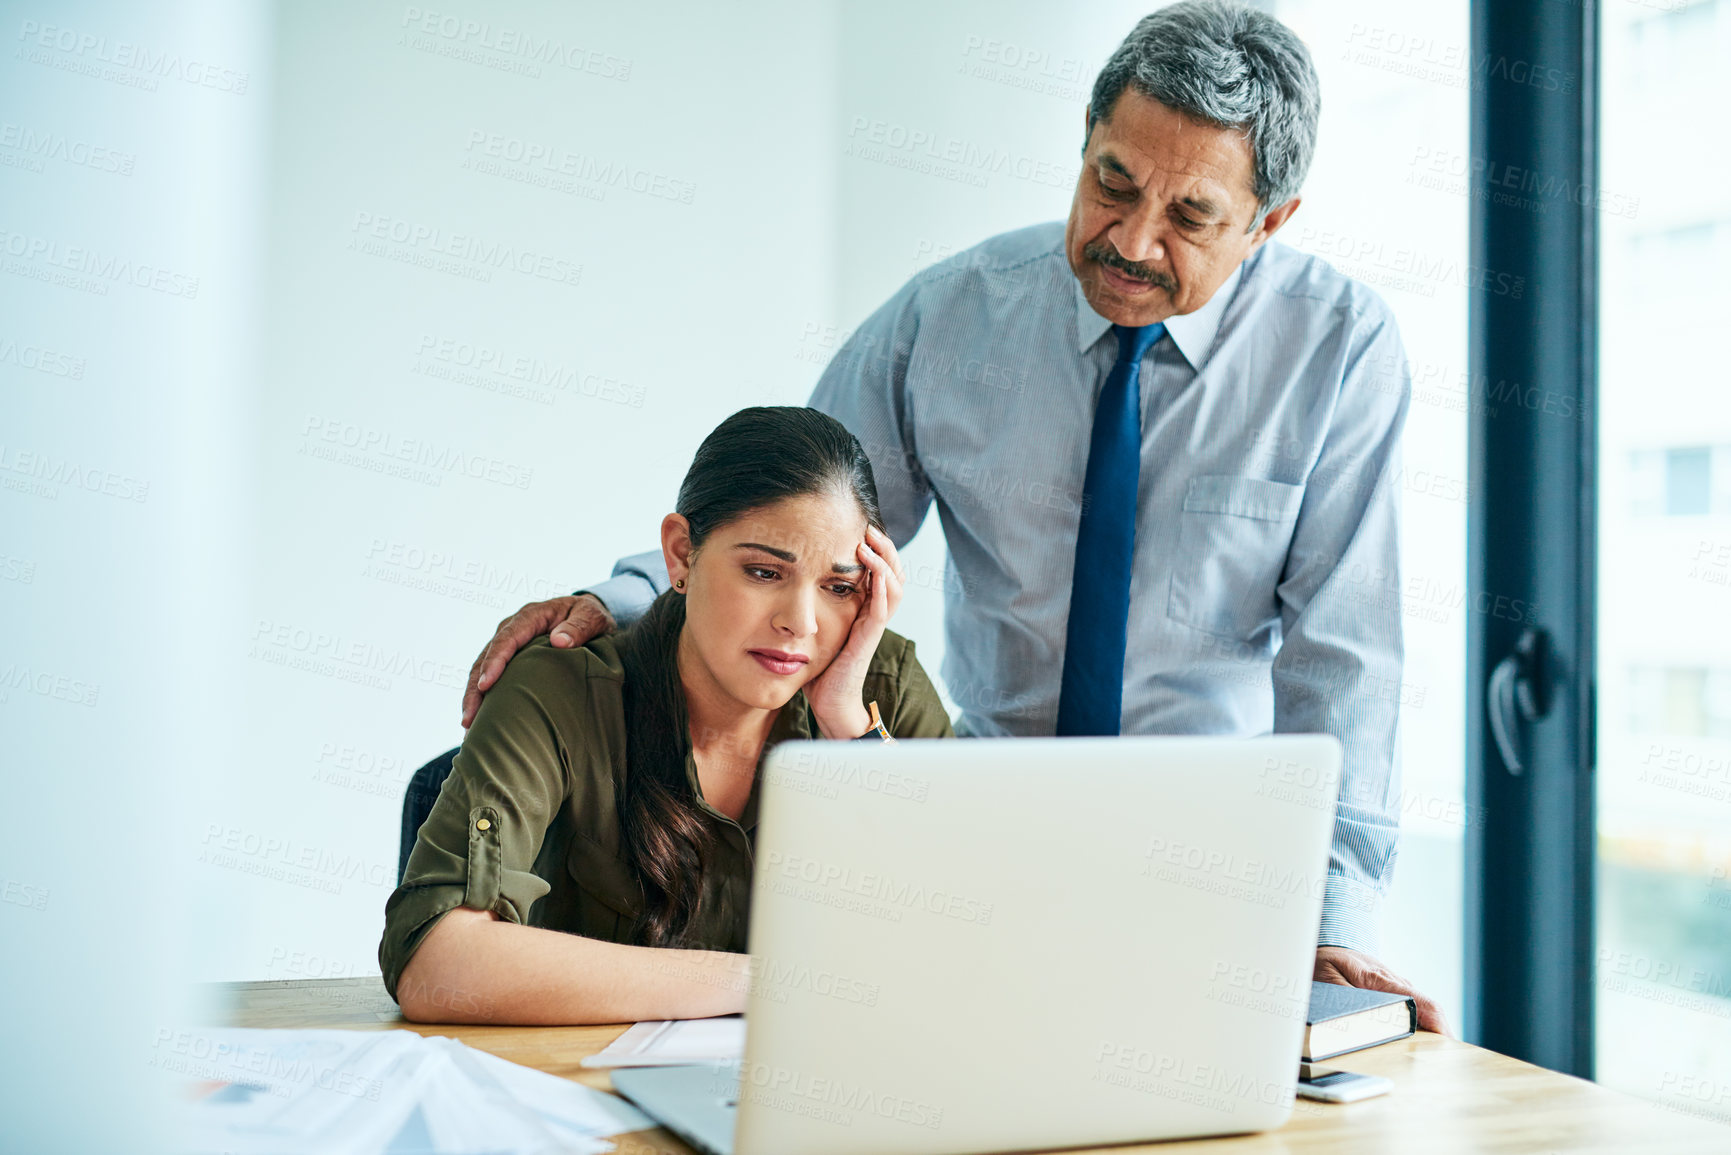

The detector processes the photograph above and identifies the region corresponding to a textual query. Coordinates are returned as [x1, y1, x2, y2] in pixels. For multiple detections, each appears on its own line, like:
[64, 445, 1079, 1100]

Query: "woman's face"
[669, 491, 871, 712]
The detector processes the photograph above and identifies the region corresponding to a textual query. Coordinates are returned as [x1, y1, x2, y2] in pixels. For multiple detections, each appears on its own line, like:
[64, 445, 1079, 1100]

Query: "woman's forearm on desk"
[395, 907, 749, 1025]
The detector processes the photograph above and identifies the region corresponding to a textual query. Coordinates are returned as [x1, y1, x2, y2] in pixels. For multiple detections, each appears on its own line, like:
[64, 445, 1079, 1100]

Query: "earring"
[675, 578, 685, 591]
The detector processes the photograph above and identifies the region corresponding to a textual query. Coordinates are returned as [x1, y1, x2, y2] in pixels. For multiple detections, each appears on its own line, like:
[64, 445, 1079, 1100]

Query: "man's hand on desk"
[462, 594, 615, 727]
[1315, 946, 1454, 1037]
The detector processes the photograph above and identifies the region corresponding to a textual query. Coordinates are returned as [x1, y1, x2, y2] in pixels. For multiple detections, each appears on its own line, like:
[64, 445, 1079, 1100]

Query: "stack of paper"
[175, 1028, 652, 1154]
[579, 1016, 746, 1069]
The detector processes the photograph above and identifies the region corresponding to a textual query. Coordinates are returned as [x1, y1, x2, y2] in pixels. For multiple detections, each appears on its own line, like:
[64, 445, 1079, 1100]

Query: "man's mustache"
[1083, 240, 1177, 293]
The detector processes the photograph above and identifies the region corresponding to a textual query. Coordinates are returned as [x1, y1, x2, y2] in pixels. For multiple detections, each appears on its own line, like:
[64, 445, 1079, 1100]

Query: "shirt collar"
[1072, 260, 1245, 370]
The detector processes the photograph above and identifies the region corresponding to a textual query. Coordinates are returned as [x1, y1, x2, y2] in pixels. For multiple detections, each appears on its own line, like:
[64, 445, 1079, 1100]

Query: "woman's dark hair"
[613, 406, 883, 947]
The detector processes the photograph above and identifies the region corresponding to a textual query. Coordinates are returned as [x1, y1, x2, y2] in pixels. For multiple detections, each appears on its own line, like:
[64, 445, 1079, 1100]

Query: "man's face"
[1065, 88, 1296, 327]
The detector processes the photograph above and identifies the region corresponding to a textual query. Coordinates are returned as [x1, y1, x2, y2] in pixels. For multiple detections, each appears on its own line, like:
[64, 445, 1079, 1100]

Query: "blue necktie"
[1056, 322, 1165, 736]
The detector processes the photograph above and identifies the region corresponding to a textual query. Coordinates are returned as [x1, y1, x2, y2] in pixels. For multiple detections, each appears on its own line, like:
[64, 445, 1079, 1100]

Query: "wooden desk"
[213, 977, 1731, 1154]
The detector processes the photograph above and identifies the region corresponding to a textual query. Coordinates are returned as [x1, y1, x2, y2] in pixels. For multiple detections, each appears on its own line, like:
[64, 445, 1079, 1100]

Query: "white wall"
[4, 1, 1469, 1030]
[203, 0, 842, 982]
[207, 0, 1192, 986]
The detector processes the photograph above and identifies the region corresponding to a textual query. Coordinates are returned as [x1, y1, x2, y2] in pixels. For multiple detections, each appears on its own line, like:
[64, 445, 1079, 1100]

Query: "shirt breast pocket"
[1166, 475, 1305, 640]
[565, 832, 645, 943]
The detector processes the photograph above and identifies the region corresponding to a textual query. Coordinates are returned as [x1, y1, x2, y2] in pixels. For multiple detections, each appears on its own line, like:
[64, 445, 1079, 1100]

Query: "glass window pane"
[1665, 449, 1711, 516]
[1631, 450, 1666, 517]
[1597, 0, 1731, 1119]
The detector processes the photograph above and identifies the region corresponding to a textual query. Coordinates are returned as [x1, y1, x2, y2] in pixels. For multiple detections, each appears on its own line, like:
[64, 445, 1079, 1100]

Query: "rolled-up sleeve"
[1270, 307, 1411, 955]
[379, 643, 578, 1000]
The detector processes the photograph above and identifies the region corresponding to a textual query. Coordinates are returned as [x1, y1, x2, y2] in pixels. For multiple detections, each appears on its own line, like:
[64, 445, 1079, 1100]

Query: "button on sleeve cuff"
[379, 807, 552, 1003]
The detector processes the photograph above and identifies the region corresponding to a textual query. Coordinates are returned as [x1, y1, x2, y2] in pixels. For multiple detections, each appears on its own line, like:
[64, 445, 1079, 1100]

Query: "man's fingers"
[1314, 947, 1453, 1038]
[1359, 967, 1417, 1000]
[462, 644, 509, 728]
[476, 637, 513, 691]
[459, 597, 582, 726]
[1352, 967, 1450, 1038]
[553, 594, 612, 647]
[1313, 962, 1349, 986]
[1372, 979, 1455, 1038]
[550, 600, 585, 645]
[1413, 995, 1455, 1038]
[1347, 964, 1455, 1038]
[481, 613, 538, 673]
[462, 641, 502, 728]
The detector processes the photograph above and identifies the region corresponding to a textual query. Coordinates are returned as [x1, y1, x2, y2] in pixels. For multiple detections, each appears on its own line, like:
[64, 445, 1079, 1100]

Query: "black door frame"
[1464, 0, 1599, 1076]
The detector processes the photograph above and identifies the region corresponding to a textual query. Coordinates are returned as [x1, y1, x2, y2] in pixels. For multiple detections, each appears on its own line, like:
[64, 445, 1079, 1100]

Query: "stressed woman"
[380, 407, 953, 1025]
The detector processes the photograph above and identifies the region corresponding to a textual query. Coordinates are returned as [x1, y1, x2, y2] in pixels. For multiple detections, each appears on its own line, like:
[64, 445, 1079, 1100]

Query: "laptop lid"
[734, 734, 1341, 1155]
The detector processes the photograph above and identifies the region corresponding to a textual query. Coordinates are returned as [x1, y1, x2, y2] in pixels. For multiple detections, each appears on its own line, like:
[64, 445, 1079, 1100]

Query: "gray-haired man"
[461, 1, 1447, 1032]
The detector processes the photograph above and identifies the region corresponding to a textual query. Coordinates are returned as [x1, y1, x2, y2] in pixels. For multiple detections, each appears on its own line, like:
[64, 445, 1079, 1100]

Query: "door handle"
[1488, 626, 1550, 775]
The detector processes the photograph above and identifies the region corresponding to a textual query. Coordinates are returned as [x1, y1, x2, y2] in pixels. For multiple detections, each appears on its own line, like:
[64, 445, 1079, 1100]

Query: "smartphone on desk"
[1297, 1062, 1393, 1103]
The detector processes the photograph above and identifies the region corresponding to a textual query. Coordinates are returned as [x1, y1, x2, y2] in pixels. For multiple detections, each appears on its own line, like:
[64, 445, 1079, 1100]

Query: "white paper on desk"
[423, 1036, 652, 1138]
[580, 1016, 746, 1068]
[177, 1027, 649, 1155]
[414, 1041, 615, 1155]
[178, 1029, 434, 1155]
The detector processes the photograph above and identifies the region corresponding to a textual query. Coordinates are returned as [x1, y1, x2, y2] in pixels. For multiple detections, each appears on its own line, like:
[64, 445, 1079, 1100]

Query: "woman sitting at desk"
[381, 406, 952, 1024]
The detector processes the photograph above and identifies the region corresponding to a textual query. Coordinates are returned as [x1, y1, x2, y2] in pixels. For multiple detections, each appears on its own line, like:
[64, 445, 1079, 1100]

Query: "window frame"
[1465, 0, 1600, 1076]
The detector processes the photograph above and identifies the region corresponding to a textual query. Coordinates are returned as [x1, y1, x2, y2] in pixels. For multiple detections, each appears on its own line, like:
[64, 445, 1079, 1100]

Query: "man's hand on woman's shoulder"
[462, 594, 615, 727]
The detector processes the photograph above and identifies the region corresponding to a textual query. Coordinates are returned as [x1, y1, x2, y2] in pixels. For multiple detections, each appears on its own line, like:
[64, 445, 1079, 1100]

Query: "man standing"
[460, 1, 1446, 1031]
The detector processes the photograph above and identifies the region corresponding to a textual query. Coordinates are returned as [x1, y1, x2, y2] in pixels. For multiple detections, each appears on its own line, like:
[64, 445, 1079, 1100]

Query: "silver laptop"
[612, 734, 1341, 1155]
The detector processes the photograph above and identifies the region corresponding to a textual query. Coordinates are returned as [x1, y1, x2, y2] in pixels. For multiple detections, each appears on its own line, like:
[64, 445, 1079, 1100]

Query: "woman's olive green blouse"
[379, 629, 952, 1000]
